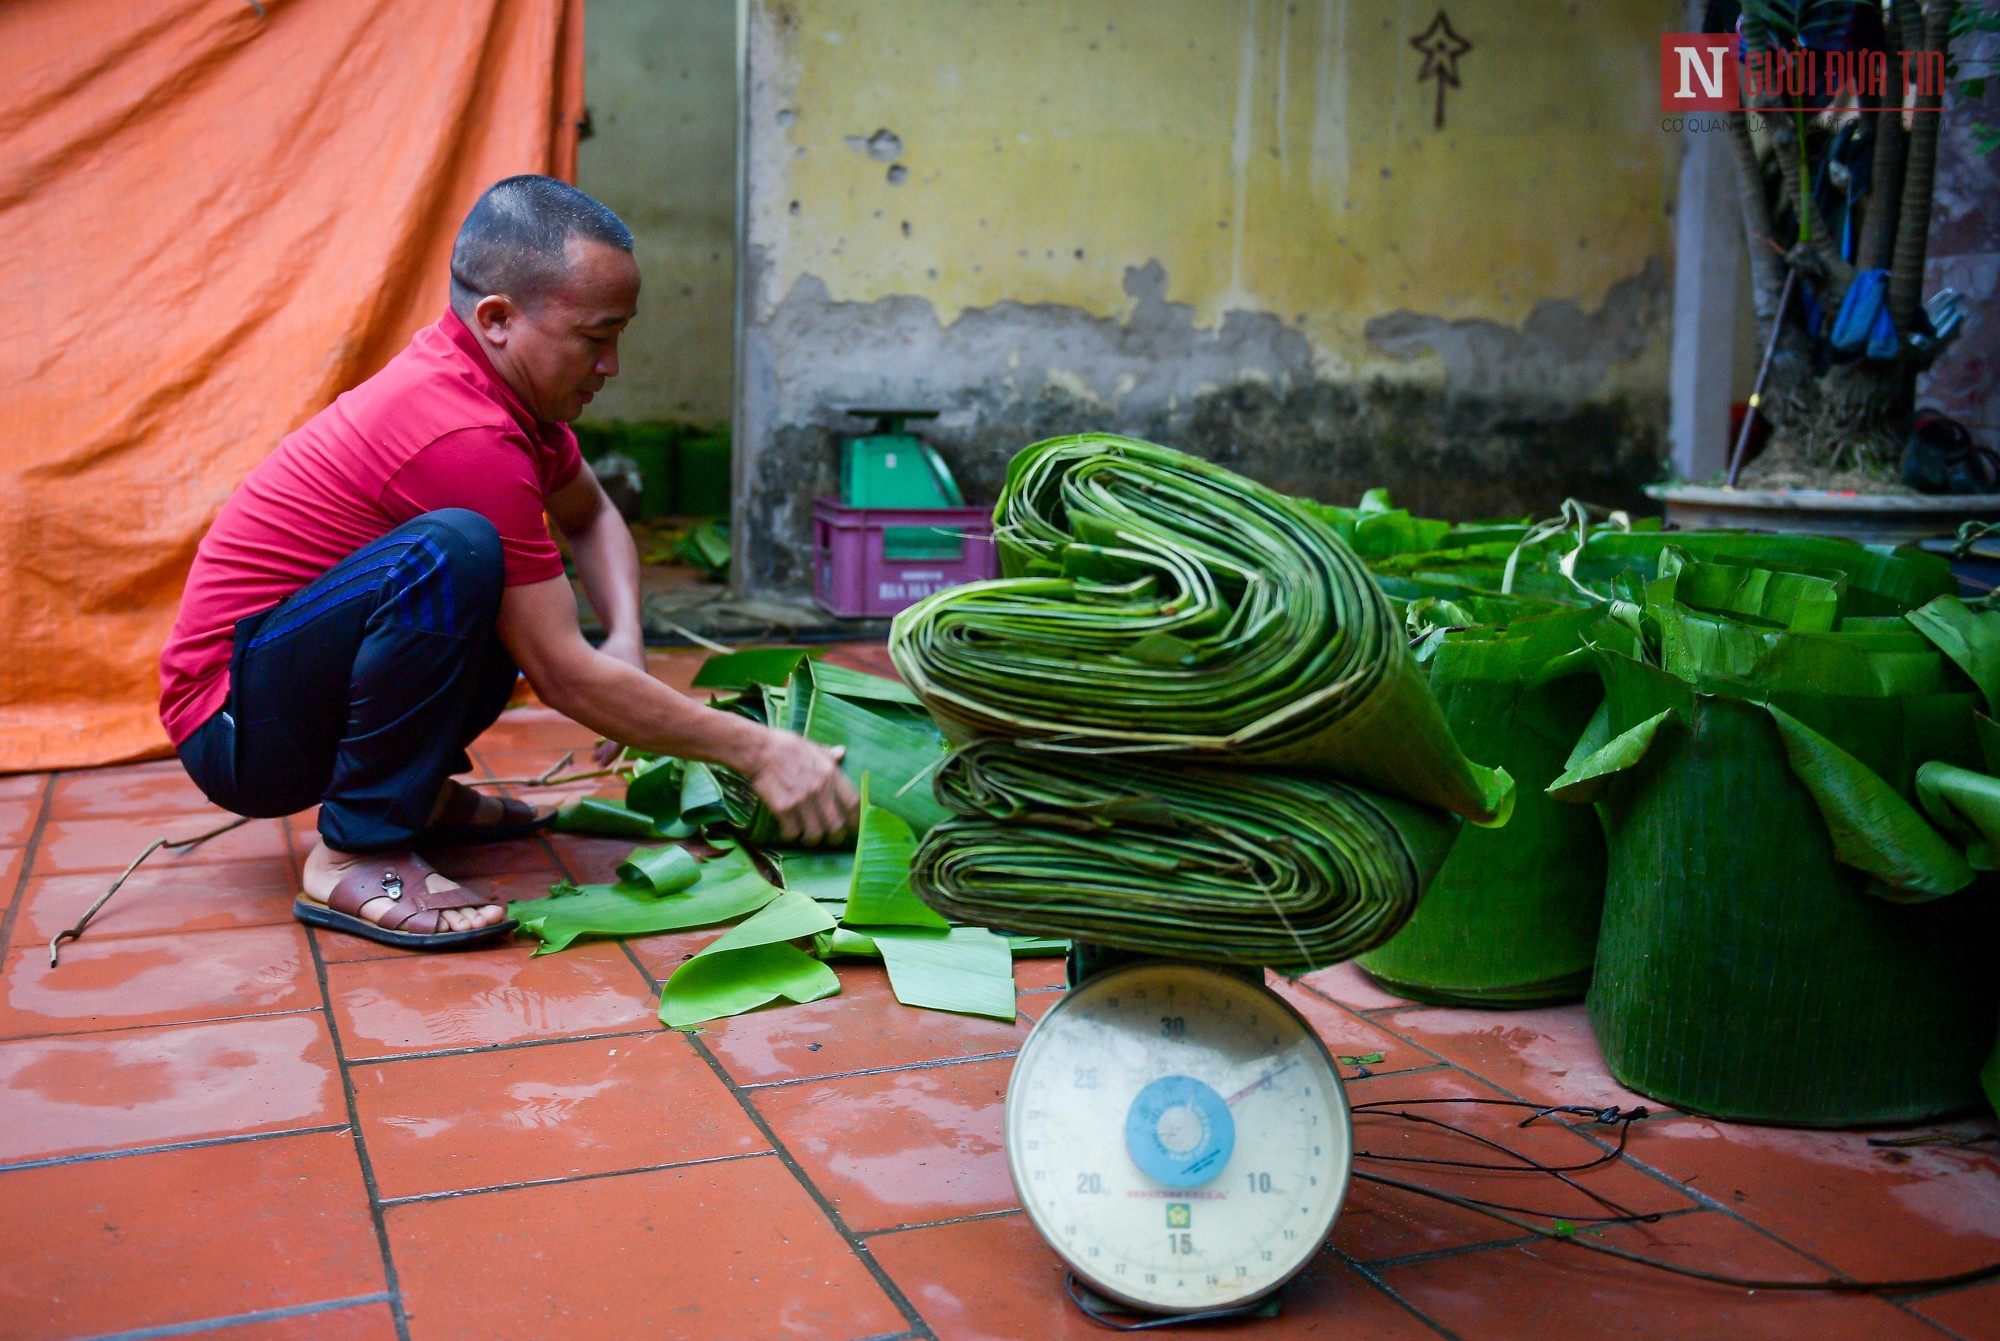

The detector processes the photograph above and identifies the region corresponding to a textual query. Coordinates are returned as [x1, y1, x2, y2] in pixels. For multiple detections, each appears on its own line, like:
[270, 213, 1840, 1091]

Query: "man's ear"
[473, 293, 516, 345]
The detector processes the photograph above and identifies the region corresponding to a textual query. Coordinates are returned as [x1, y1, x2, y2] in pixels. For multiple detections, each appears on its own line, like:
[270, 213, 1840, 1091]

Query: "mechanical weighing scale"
[1006, 947, 1354, 1320]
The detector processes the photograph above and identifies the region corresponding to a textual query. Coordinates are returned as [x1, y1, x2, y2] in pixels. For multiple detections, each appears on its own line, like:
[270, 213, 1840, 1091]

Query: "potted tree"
[1654, 0, 2000, 542]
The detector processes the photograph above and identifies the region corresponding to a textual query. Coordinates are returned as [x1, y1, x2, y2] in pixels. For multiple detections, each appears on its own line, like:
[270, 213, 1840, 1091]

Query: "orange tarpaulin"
[0, 0, 584, 772]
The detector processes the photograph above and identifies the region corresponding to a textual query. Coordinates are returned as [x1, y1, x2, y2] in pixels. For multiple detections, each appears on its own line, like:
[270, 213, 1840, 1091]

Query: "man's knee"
[395, 509, 507, 623]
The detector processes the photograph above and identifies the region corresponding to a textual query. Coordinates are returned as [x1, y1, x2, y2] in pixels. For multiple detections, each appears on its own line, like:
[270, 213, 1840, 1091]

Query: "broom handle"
[1726, 266, 1797, 488]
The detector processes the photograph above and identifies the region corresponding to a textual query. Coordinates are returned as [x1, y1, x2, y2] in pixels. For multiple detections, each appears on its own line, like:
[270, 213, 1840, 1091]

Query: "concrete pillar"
[1668, 124, 1742, 482]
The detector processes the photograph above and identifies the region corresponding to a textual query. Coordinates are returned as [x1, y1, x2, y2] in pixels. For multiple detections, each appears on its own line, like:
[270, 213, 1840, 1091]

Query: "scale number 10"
[1245, 1172, 1274, 1193]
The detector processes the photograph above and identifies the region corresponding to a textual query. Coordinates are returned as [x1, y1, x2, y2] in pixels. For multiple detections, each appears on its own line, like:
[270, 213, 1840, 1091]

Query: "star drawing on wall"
[1409, 10, 1473, 130]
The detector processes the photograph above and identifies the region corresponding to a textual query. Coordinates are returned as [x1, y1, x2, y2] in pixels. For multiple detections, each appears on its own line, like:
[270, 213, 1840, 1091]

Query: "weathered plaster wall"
[577, 0, 735, 424]
[1919, 29, 2000, 449]
[738, 0, 1681, 595]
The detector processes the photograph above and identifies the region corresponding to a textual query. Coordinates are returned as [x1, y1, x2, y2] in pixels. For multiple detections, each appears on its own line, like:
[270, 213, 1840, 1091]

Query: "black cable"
[1352, 1101, 1655, 1223]
[1355, 1170, 2000, 1293]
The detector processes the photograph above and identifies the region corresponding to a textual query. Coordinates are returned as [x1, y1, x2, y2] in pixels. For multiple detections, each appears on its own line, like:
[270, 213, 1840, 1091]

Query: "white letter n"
[1677, 46, 1724, 99]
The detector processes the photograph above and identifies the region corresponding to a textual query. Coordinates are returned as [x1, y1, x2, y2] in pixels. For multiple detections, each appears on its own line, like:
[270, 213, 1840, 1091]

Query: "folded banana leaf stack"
[1549, 561, 2000, 1126]
[1912, 743, 2000, 1118]
[890, 435, 1512, 824]
[1355, 604, 1625, 1006]
[910, 740, 1459, 972]
[1302, 490, 1960, 1013]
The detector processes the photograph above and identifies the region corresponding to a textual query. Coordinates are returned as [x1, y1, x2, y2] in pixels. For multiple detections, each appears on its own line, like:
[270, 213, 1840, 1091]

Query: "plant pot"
[1645, 485, 2000, 547]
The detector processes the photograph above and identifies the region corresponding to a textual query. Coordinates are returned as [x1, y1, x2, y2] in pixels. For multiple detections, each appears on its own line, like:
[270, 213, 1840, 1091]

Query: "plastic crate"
[812, 498, 996, 618]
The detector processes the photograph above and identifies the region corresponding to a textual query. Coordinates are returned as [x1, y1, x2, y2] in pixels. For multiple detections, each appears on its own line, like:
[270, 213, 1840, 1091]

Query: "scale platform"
[1004, 949, 1354, 1317]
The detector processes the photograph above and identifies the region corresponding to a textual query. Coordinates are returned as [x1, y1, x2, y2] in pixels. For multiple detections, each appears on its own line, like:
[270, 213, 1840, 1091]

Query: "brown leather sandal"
[421, 782, 554, 848]
[293, 854, 516, 950]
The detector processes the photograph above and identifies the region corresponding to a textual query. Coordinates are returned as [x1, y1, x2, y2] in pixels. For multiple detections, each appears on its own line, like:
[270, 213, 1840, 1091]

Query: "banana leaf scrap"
[911, 740, 1459, 974]
[1545, 565, 2000, 1126]
[509, 844, 780, 955]
[890, 434, 1513, 824]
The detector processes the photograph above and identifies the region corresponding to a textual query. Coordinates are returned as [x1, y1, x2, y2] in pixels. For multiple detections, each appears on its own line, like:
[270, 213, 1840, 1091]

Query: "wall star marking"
[1409, 10, 1472, 130]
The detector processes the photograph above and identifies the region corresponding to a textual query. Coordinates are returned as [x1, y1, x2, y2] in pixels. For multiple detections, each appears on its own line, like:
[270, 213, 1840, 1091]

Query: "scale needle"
[1225, 1060, 1297, 1106]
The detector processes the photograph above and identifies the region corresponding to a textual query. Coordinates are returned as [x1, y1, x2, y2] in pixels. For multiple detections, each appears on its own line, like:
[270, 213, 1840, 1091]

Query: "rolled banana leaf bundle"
[1357, 604, 1623, 1006]
[910, 740, 1461, 973]
[1551, 569, 2000, 1126]
[890, 435, 1511, 823]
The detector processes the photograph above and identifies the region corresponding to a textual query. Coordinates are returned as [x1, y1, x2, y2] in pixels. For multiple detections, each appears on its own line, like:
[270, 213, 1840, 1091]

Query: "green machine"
[840, 409, 967, 561]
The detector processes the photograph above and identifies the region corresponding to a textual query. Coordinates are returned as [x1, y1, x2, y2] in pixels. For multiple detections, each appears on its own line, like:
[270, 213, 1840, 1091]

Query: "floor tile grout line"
[375, 1147, 778, 1207]
[617, 937, 938, 1341]
[1336, 1250, 1465, 1341]
[740, 1048, 1023, 1091]
[856, 1206, 1025, 1240]
[301, 856, 414, 1341]
[0, 1122, 354, 1176]
[69, 1292, 396, 1341]
[0, 1005, 327, 1047]
[0, 771, 57, 968]
[342, 1025, 662, 1066]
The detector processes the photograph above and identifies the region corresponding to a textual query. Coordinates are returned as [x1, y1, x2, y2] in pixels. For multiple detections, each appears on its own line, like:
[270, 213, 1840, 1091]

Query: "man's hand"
[745, 731, 858, 847]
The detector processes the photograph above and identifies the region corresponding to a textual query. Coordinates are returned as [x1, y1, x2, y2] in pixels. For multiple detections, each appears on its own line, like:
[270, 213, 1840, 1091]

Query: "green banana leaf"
[1916, 761, 2000, 871]
[552, 797, 676, 839]
[1911, 760, 2000, 1116]
[510, 845, 782, 955]
[615, 844, 702, 894]
[776, 850, 856, 908]
[1907, 596, 2000, 717]
[697, 662, 951, 842]
[658, 890, 840, 1026]
[845, 790, 949, 929]
[912, 739, 1459, 973]
[1358, 606, 1616, 1006]
[889, 435, 1512, 824]
[624, 757, 688, 828]
[1555, 644, 1999, 1125]
[679, 520, 731, 581]
[690, 646, 826, 690]
[1764, 707, 1973, 900]
[867, 927, 1016, 1021]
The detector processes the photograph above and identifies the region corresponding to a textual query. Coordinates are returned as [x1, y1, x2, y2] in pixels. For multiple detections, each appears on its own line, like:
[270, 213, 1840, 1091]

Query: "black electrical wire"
[1351, 1097, 1656, 1223]
[1355, 1170, 2000, 1294]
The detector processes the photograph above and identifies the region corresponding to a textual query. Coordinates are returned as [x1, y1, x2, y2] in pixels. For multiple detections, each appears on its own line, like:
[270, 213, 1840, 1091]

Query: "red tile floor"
[3, 645, 1998, 1340]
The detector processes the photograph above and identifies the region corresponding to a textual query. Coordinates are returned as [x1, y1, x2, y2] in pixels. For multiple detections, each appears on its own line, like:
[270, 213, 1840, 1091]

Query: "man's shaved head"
[449, 175, 633, 319]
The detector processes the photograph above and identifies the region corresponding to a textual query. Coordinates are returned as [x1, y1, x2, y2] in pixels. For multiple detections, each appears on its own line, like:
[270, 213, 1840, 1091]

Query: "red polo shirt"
[158, 310, 582, 746]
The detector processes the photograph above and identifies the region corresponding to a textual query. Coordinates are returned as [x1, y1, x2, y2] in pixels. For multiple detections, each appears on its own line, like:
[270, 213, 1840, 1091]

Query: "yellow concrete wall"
[748, 0, 1674, 384]
[736, 0, 1683, 593]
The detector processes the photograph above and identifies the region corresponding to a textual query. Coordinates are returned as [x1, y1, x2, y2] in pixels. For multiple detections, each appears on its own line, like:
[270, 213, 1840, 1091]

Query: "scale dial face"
[1006, 963, 1352, 1314]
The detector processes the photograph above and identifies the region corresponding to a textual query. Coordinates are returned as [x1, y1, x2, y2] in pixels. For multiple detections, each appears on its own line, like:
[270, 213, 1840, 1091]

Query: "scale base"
[1066, 1273, 1286, 1327]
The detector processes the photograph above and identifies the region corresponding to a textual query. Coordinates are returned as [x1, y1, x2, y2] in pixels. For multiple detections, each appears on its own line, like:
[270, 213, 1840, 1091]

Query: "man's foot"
[301, 842, 507, 934]
[422, 780, 556, 847]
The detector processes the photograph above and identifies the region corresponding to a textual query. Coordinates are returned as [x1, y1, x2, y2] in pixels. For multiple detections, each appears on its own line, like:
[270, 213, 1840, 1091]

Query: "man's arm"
[546, 467, 646, 671]
[518, 473, 855, 843]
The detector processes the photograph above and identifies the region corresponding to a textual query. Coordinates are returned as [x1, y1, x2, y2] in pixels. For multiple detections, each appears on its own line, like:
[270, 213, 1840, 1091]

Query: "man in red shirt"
[162, 176, 854, 949]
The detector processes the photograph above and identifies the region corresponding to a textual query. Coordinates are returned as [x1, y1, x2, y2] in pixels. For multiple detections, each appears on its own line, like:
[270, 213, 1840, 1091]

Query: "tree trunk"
[1855, 100, 1906, 272]
[1727, 111, 1787, 336]
[1889, 0, 1956, 332]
